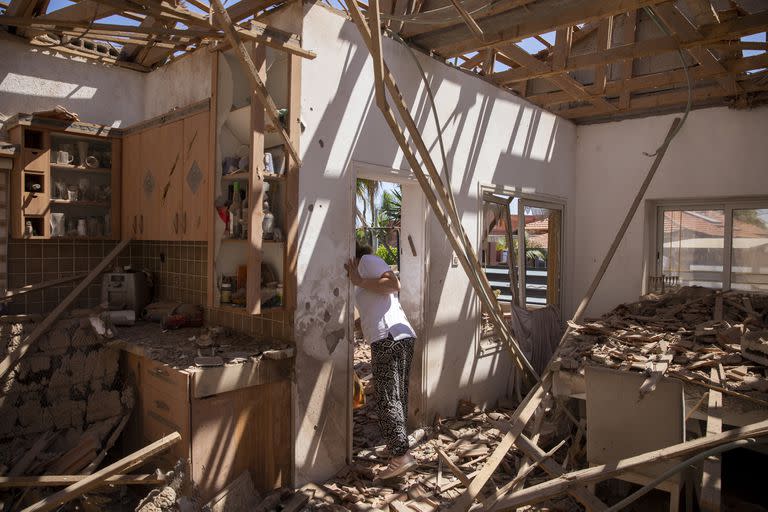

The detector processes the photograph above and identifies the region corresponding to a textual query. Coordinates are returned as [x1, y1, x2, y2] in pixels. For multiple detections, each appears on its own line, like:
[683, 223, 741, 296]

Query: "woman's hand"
[345, 258, 362, 286]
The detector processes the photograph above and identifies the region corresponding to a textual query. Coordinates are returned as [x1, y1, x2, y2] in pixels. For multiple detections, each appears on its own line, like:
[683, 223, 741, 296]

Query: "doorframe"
[346, 160, 429, 463]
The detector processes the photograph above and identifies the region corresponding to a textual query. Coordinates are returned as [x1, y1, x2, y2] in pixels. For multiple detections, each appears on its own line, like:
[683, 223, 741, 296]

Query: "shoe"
[377, 452, 418, 480]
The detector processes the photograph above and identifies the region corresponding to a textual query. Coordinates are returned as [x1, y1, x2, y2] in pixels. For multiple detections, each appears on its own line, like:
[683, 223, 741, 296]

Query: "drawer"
[23, 149, 50, 172]
[22, 191, 49, 215]
[142, 386, 190, 464]
[141, 358, 189, 398]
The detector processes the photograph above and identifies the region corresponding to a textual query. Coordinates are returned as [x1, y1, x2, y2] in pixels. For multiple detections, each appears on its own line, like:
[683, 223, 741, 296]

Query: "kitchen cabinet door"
[181, 112, 210, 241]
[121, 133, 141, 239]
[137, 121, 183, 240]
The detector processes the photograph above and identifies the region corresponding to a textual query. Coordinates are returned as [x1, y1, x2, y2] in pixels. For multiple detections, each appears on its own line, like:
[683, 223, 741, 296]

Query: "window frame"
[476, 183, 567, 353]
[646, 196, 768, 294]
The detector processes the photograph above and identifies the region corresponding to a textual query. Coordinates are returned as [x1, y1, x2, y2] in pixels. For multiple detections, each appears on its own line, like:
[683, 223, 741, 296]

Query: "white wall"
[0, 37, 145, 130]
[294, 4, 576, 484]
[144, 49, 213, 119]
[0, 37, 211, 132]
[572, 106, 768, 317]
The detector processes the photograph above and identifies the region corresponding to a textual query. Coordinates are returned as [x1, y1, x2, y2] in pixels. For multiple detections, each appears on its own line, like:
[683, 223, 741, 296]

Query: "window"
[479, 189, 564, 345]
[655, 201, 768, 292]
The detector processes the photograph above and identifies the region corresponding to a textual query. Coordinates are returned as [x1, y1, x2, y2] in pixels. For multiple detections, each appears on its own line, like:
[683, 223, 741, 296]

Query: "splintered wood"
[298, 398, 584, 511]
[554, 287, 768, 405]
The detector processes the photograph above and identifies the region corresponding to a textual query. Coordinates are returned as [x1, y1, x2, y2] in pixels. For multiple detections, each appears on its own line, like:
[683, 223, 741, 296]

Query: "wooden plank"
[552, 26, 573, 71]
[492, 9, 768, 84]
[652, 2, 742, 95]
[399, 0, 535, 39]
[21, 432, 181, 512]
[593, 16, 614, 94]
[0, 474, 165, 488]
[410, 0, 668, 57]
[700, 366, 723, 512]
[527, 52, 768, 107]
[448, 0, 484, 40]
[0, 273, 87, 303]
[210, 0, 302, 166]
[0, 238, 130, 382]
[492, 419, 768, 510]
[247, 41, 265, 315]
[619, 9, 638, 109]
[436, 448, 470, 487]
[500, 42, 617, 111]
[687, 0, 719, 27]
[283, 38, 301, 312]
[343, 0, 536, 380]
[478, 435, 601, 511]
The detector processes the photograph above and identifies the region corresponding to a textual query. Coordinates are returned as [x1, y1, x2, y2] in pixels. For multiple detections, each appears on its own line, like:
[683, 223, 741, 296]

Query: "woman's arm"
[345, 258, 400, 294]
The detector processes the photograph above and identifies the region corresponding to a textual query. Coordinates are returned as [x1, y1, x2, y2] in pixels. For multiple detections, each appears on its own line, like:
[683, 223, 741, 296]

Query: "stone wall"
[0, 316, 130, 469]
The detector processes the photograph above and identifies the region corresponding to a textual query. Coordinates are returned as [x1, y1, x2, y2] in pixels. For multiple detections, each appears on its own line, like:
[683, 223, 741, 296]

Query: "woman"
[345, 243, 417, 479]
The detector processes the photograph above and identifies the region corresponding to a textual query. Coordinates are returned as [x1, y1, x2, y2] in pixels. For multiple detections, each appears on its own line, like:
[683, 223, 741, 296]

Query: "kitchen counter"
[109, 321, 294, 397]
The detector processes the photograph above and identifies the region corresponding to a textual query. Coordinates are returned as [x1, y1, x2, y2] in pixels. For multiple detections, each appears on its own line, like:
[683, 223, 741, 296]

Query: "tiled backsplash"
[5, 239, 294, 342]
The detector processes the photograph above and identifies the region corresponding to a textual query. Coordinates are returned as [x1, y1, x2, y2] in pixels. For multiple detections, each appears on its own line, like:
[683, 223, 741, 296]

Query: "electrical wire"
[642, 6, 692, 154]
[371, 0, 498, 26]
[393, 33, 452, 184]
[604, 438, 763, 512]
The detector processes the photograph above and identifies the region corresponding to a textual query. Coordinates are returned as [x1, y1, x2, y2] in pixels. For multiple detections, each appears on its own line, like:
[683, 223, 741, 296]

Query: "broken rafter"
[492, 9, 768, 84]
[0, 474, 165, 488]
[448, 118, 682, 511]
[210, 0, 302, 166]
[490, 419, 768, 510]
[619, 9, 637, 109]
[21, 433, 181, 512]
[343, 0, 537, 379]
[448, 0, 484, 40]
[592, 16, 613, 94]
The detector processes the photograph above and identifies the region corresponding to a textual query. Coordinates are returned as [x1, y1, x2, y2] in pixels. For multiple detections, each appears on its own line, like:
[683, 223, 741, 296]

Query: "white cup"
[57, 151, 74, 164]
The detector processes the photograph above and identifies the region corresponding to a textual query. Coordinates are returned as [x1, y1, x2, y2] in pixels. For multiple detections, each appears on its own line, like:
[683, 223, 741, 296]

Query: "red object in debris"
[162, 313, 204, 330]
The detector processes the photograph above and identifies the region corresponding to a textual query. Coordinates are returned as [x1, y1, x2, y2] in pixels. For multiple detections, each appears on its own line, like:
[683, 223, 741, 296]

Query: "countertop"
[109, 321, 294, 397]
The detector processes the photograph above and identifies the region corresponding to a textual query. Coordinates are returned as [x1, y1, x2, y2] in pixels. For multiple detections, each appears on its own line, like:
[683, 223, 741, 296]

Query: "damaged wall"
[0, 317, 130, 471]
[0, 37, 145, 131]
[294, 4, 576, 485]
[573, 106, 768, 317]
[0, 38, 211, 133]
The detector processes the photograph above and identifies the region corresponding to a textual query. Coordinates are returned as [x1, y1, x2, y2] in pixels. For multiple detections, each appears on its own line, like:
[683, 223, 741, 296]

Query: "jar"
[221, 282, 233, 304]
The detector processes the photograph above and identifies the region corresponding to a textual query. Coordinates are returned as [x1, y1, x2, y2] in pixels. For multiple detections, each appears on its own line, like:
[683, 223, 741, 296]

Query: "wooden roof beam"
[448, 0, 484, 40]
[686, 0, 719, 27]
[409, 0, 668, 57]
[555, 80, 766, 120]
[652, 2, 742, 94]
[592, 16, 614, 94]
[619, 9, 638, 109]
[492, 9, 768, 84]
[501, 42, 617, 111]
[526, 51, 768, 107]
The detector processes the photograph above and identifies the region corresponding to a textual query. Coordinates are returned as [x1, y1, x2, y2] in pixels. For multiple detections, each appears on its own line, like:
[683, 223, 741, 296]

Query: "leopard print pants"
[371, 335, 415, 457]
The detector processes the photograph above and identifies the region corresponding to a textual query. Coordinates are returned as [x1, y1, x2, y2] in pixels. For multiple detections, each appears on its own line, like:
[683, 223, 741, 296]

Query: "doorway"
[347, 163, 427, 462]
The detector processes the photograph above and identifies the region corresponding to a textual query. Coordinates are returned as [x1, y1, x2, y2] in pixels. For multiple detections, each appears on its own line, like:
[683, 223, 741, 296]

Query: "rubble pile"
[299, 398, 577, 511]
[554, 287, 768, 401]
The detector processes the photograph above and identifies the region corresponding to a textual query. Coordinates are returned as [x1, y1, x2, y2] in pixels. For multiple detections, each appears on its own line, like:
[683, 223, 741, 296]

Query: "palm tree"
[378, 187, 402, 228]
[355, 179, 381, 228]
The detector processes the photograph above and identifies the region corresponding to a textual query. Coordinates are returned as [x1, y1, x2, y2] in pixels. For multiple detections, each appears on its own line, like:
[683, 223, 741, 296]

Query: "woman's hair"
[356, 241, 372, 260]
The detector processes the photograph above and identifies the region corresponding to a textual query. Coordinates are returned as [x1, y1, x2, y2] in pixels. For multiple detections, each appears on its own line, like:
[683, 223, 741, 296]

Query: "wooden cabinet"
[119, 349, 291, 502]
[121, 132, 142, 238]
[181, 112, 210, 241]
[121, 106, 211, 241]
[6, 116, 121, 240]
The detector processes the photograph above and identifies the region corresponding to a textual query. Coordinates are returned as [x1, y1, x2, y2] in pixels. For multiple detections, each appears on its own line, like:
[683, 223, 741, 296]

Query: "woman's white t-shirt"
[354, 254, 416, 343]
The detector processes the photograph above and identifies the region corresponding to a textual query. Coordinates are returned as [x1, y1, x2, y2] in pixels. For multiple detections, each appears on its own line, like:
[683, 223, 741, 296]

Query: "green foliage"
[378, 188, 402, 227]
[376, 244, 398, 266]
[734, 209, 767, 229]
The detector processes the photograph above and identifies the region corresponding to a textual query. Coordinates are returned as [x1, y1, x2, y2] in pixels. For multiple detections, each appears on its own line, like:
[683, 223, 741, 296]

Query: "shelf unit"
[210, 44, 298, 315]
[6, 116, 121, 239]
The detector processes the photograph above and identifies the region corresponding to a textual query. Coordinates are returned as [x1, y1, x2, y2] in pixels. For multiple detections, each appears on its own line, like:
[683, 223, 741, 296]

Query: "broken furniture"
[113, 322, 292, 502]
[5, 114, 122, 240]
[586, 366, 687, 512]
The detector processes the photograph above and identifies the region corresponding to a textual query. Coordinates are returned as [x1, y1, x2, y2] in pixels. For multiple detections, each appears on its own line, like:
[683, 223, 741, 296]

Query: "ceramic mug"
[56, 150, 74, 164]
